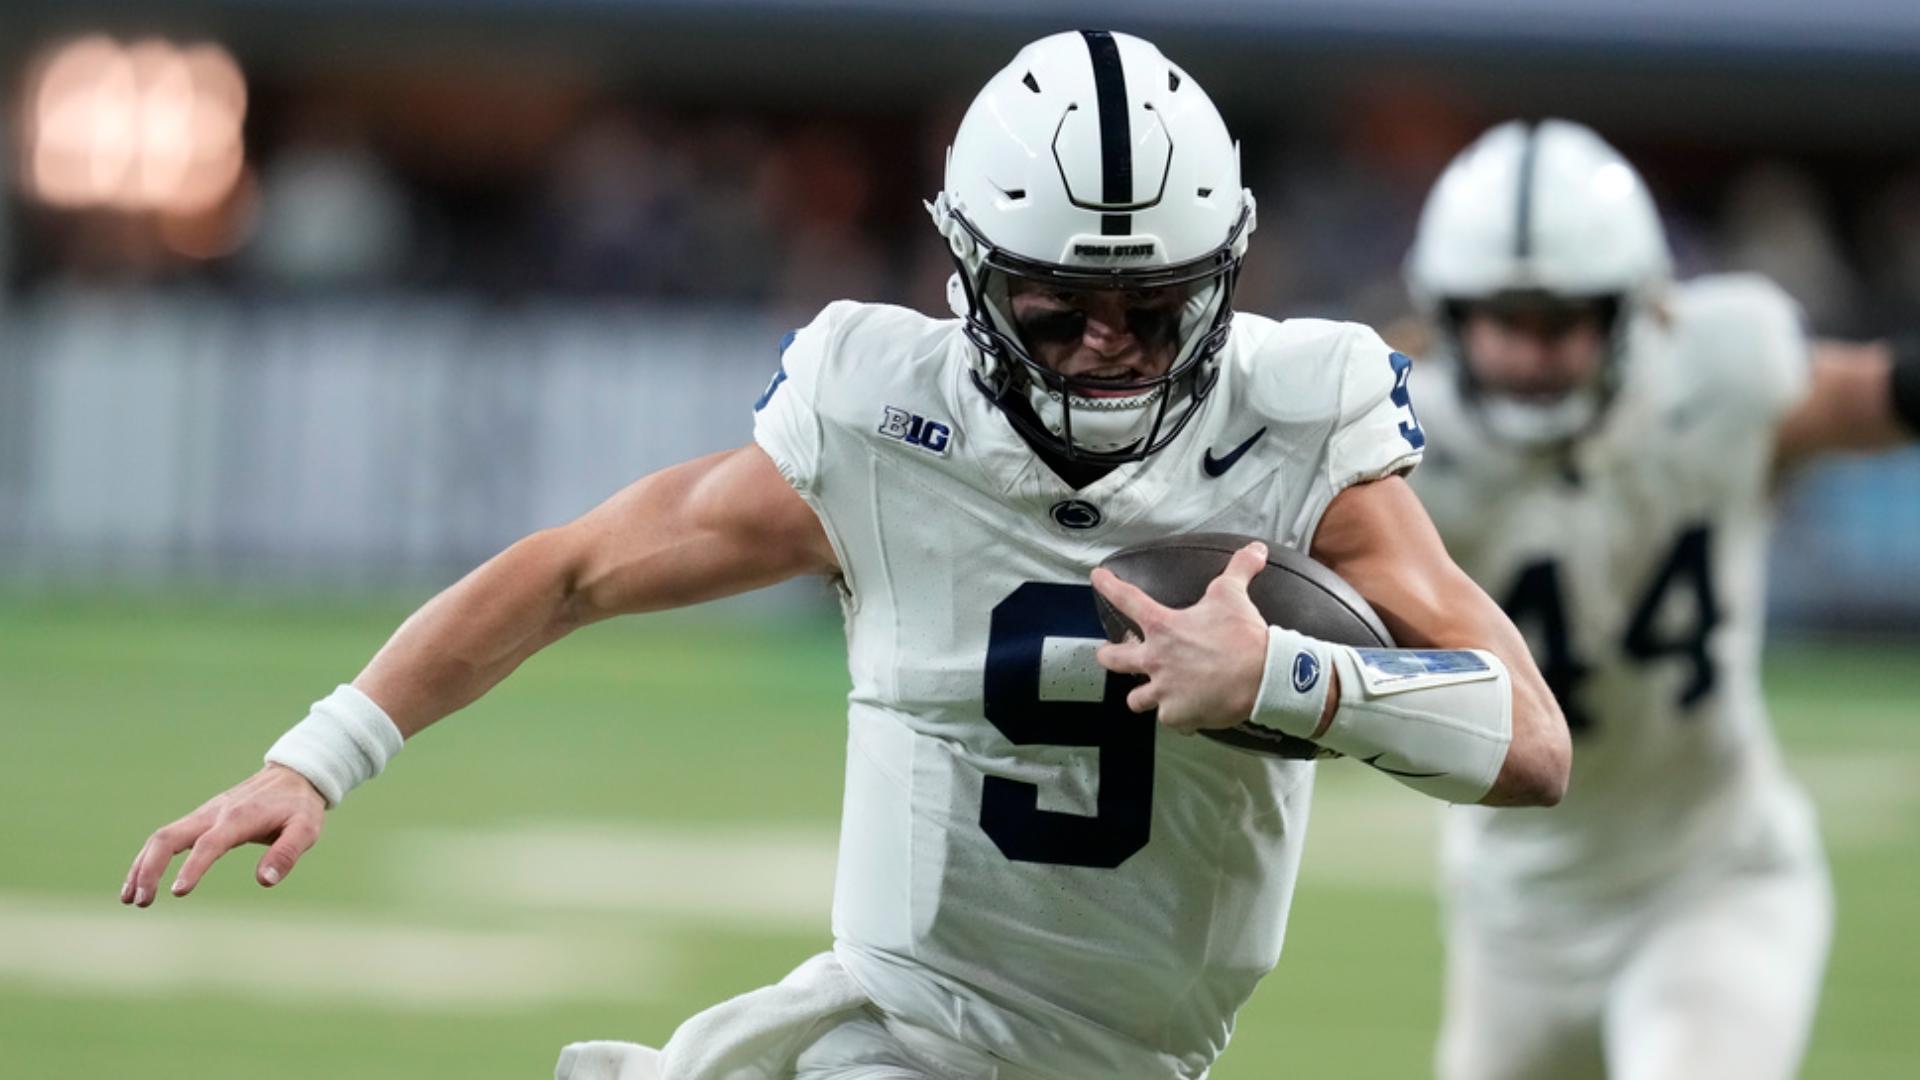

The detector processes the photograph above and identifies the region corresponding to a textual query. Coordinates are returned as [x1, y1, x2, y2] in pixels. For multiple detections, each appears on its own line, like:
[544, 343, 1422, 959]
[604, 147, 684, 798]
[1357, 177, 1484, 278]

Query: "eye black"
[1018, 310, 1087, 346]
[1014, 296, 1185, 351]
[1125, 306, 1180, 349]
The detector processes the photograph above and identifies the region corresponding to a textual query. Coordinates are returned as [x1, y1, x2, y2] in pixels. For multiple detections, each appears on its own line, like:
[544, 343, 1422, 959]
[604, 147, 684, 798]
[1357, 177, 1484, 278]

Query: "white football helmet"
[928, 30, 1256, 463]
[1406, 119, 1672, 445]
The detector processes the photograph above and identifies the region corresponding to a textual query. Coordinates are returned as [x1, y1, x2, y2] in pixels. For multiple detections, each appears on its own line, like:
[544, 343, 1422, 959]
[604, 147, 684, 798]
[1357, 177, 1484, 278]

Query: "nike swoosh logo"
[1361, 752, 1446, 779]
[1202, 427, 1267, 477]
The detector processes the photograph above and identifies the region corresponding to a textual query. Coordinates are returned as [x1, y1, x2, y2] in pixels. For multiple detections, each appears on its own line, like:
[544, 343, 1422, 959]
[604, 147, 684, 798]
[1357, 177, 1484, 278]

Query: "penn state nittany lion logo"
[1291, 650, 1321, 694]
[1050, 499, 1102, 530]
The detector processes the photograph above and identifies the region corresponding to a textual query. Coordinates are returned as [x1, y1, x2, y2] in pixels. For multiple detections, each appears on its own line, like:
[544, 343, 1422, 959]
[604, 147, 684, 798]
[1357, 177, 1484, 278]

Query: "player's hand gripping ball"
[1095, 532, 1394, 758]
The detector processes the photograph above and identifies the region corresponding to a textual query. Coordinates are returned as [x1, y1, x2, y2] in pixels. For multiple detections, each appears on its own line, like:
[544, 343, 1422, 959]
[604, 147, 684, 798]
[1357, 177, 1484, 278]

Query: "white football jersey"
[753, 300, 1424, 1079]
[1411, 274, 1815, 924]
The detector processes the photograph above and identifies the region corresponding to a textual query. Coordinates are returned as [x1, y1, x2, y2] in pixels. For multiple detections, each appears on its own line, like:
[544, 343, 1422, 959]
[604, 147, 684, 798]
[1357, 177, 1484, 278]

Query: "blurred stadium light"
[21, 37, 246, 216]
[0, 0, 1916, 627]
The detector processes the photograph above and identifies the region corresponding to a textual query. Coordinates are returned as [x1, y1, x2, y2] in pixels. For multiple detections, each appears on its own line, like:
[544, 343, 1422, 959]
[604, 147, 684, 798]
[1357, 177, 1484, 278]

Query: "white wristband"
[1248, 626, 1337, 739]
[264, 684, 405, 808]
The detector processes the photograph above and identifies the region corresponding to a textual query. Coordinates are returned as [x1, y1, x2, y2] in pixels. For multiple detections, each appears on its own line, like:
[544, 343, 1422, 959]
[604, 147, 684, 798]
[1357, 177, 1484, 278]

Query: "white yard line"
[390, 823, 840, 927]
[390, 748, 1917, 919]
[0, 894, 665, 1009]
[1298, 749, 1919, 893]
[393, 807, 1443, 907]
[14, 751, 1899, 1007]
[1790, 751, 1920, 849]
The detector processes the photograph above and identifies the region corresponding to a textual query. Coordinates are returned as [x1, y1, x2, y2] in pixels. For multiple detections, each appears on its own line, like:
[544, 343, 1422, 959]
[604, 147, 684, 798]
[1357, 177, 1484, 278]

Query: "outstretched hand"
[120, 764, 326, 907]
[1092, 541, 1272, 733]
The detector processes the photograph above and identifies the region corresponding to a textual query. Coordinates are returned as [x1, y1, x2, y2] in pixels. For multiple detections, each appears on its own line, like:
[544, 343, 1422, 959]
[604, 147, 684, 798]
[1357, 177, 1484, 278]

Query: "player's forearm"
[1397, 584, 1568, 807]
[1243, 601, 1565, 806]
[1476, 656, 1568, 807]
[1322, 562, 1568, 806]
[1775, 342, 1913, 467]
[353, 528, 589, 738]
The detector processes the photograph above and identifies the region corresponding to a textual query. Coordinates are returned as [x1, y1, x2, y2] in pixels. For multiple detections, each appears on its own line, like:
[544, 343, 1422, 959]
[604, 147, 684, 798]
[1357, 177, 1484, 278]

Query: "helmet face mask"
[950, 204, 1248, 461]
[931, 30, 1256, 465]
[1406, 120, 1670, 448]
[1443, 292, 1624, 445]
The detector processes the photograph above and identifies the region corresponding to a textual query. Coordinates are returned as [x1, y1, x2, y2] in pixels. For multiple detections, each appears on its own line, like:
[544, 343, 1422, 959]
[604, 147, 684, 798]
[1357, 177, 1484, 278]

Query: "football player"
[120, 33, 1568, 1080]
[1404, 119, 1919, 1080]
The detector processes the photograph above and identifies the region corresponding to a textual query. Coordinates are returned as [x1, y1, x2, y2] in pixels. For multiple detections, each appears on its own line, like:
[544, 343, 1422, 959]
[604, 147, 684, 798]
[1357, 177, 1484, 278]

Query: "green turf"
[1, 594, 1913, 1078]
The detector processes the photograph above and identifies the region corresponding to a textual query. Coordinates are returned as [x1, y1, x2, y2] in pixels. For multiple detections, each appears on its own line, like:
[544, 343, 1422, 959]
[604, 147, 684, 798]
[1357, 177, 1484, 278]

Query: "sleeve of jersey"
[1687, 274, 1812, 426]
[750, 302, 853, 496]
[1327, 324, 1427, 492]
[1732, 277, 1813, 424]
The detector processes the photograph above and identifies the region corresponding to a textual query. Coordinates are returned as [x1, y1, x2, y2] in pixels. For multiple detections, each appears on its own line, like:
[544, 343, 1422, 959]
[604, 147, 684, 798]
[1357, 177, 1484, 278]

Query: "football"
[1095, 532, 1395, 758]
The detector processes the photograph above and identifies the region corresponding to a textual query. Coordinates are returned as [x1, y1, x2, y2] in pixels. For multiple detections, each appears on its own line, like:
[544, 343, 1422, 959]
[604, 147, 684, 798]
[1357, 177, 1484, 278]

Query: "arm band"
[1250, 628, 1512, 803]
[264, 684, 405, 808]
[1890, 336, 1920, 435]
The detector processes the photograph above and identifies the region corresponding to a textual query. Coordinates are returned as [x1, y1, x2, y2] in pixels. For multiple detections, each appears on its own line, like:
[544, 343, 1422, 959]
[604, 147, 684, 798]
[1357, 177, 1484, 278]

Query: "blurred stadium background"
[1, 2, 1916, 1077]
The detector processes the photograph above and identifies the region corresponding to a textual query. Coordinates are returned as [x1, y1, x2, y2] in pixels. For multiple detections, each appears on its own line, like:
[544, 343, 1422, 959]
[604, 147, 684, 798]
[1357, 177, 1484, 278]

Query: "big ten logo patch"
[879, 406, 953, 455]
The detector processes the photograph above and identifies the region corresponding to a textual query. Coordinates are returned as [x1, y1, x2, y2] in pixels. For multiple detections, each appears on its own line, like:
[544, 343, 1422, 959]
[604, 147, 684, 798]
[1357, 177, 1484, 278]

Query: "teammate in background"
[120, 34, 1567, 1080]
[1404, 119, 1920, 1080]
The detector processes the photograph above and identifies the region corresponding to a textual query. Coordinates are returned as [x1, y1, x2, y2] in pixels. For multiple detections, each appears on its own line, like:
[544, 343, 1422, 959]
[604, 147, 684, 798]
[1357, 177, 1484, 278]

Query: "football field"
[2, 592, 1914, 1078]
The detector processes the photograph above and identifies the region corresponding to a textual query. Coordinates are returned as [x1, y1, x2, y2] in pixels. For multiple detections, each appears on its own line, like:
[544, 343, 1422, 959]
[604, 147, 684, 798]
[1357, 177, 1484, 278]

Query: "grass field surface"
[2, 592, 1914, 1078]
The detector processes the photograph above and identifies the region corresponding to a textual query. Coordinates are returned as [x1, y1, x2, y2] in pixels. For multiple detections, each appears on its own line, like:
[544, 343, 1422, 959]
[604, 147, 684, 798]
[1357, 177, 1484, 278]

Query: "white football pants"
[556, 951, 1038, 1080]
[1436, 830, 1831, 1080]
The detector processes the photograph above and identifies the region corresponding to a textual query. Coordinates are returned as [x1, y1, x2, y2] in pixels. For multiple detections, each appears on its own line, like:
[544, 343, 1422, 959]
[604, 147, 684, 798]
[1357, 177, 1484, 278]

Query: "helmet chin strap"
[945, 271, 970, 319]
[1028, 381, 1167, 454]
